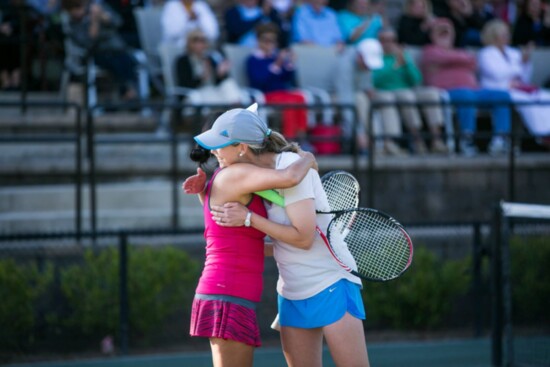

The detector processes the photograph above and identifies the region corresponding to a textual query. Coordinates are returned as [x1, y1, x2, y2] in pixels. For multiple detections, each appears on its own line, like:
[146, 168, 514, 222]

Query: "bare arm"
[211, 199, 317, 250]
[224, 151, 317, 196]
[182, 151, 317, 203]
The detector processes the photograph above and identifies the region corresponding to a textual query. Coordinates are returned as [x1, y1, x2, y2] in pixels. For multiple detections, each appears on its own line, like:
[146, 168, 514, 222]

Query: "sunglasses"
[259, 36, 277, 43]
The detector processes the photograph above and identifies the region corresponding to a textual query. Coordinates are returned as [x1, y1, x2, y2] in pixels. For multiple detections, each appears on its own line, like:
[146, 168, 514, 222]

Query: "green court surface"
[6, 338, 491, 367]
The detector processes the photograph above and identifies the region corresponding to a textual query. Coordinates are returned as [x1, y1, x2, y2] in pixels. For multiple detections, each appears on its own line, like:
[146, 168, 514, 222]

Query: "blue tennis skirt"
[278, 279, 365, 328]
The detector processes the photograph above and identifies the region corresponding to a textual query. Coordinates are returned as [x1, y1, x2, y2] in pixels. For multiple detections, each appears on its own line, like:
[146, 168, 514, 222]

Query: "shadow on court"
[5, 338, 491, 367]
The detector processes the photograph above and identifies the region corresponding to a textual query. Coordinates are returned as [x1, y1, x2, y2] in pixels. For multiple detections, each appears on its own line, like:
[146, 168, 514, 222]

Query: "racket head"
[320, 170, 360, 212]
[326, 208, 413, 282]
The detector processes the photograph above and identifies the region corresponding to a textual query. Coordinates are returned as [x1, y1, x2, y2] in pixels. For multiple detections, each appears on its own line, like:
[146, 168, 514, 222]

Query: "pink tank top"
[196, 169, 268, 302]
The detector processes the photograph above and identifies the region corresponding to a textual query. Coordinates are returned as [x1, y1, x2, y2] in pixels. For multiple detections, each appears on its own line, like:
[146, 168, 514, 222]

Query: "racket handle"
[270, 313, 281, 331]
[255, 190, 285, 207]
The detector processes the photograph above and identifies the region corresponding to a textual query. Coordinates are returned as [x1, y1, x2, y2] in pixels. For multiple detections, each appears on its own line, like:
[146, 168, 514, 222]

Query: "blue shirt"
[292, 4, 343, 46]
[246, 51, 295, 92]
[337, 10, 383, 44]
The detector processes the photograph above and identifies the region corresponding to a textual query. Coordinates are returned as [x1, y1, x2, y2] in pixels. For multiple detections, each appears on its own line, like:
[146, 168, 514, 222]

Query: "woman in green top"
[370, 28, 448, 154]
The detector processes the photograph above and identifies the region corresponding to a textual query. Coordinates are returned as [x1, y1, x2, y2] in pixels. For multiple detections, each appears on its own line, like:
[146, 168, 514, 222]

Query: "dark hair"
[62, 0, 86, 11]
[189, 114, 218, 169]
[190, 145, 211, 164]
[255, 22, 280, 38]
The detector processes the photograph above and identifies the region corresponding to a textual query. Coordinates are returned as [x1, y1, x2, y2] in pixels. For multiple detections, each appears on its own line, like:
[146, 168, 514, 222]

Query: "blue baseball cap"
[194, 104, 271, 149]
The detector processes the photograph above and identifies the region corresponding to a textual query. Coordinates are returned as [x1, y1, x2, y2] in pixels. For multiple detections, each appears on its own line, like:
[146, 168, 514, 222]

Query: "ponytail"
[189, 145, 212, 169]
[248, 130, 299, 155]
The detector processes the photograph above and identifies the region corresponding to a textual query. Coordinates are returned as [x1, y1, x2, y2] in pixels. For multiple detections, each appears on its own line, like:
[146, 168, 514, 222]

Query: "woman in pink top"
[184, 104, 317, 367]
[420, 18, 511, 156]
[185, 104, 371, 367]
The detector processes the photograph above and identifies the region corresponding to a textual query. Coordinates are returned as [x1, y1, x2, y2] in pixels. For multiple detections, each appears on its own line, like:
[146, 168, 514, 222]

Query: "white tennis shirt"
[269, 152, 361, 300]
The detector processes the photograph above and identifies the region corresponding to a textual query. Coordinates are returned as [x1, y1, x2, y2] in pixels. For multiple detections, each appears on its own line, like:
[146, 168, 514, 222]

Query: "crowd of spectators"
[1, 0, 550, 153]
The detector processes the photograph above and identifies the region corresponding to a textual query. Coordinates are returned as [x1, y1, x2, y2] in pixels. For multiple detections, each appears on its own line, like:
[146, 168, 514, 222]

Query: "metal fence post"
[491, 203, 503, 367]
[119, 232, 129, 355]
[472, 221, 483, 338]
[170, 126, 179, 229]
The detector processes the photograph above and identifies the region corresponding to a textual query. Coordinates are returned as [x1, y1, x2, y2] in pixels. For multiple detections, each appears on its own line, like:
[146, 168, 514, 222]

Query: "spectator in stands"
[478, 19, 550, 146]
[175, 29, 241, 105]
[471, 0, 496, 30]
[62, 0, 139, 101]
[335, 0, 388, 153]
[397, 0, 437, 46]
[246, 22, 309, 142]
[354, 38, 408, 156]
[420, 18, 511, 155]
[224, 0, 284, 48]
[294, 0, 374, 152]
[442, 0, 487, 46]
[0, 0, 22, 90]
[161, 0, 219, 50]
[488, 0, 517, 24]
[292, 0, 344, 46]
[512, 0, 550, 46]
[337, 0, 384, 44]
[355, 87, 410, 156]
[268, 0, 296, 47]
[371, 27, 448, 154]
[103, 0, 144, 49]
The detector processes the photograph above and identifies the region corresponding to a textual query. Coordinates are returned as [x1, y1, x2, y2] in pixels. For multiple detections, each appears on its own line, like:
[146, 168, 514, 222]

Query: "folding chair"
[133, 6, 164, 94]
[291, 44, 338, 123]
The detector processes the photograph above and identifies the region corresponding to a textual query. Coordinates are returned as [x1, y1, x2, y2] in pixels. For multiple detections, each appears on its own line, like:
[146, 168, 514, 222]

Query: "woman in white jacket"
[478, 19, 550, 146]
[161, 0, 219, 49]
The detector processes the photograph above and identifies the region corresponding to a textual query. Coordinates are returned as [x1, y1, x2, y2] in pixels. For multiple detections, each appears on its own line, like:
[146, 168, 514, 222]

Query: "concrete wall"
[355, 154, 550, 224]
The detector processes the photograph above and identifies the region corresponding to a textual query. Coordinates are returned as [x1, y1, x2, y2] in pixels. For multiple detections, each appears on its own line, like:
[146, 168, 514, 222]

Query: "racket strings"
[322, 174, 360, 212]
[330, 211, 412, 280]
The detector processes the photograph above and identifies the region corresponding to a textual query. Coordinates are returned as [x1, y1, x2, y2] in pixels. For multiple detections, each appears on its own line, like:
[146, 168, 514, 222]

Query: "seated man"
[371, 27, 448, 154]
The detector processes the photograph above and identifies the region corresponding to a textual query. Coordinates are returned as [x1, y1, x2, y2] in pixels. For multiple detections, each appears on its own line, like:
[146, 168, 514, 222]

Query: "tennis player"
[185, 105, 371, 367]
[183, 105, 317, 367]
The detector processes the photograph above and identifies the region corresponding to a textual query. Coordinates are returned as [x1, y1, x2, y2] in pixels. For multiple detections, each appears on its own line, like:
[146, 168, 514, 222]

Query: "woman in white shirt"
[161, 0, 219, 49]
[478, 19, 550, 143]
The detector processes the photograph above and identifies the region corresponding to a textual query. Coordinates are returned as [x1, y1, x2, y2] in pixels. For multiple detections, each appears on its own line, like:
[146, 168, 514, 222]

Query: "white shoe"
[384, 141, 408, 156]
[460, 138, 478, 157]
[488, 136, 509, 155]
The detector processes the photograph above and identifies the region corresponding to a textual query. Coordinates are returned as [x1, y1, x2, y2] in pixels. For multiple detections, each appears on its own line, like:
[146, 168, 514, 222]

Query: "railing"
[2, 99, 548, 240]
[0, 101, 83, 235]
[0, 220, 490, 357]
[366, 99, 550, 208]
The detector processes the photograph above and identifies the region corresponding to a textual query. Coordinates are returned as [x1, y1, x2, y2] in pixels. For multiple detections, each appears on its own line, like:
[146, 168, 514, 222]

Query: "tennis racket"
[257, 170, 360, 210]
[319, 207, 413, 281]
[255, 172, 413, 282]
[320, 170, 360, 212]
